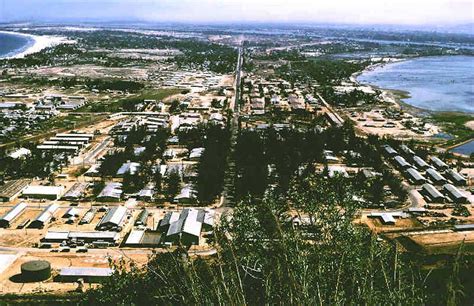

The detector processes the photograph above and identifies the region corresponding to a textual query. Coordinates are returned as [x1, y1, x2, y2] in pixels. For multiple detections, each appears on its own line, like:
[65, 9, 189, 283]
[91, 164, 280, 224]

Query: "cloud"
[1, 0, 472, 25]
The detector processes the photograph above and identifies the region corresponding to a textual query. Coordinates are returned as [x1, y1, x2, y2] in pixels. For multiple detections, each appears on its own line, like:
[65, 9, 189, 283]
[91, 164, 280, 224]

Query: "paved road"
[221, 43, 244, 207]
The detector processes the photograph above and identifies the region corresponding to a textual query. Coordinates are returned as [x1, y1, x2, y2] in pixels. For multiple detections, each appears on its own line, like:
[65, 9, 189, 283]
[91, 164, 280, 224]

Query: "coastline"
[0, 30, 74, 59]
[351, 58, 474, 154]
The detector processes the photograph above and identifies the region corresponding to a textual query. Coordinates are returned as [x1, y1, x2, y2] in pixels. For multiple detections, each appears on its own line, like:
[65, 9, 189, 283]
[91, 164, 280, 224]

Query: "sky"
[1, 0, 473, 26]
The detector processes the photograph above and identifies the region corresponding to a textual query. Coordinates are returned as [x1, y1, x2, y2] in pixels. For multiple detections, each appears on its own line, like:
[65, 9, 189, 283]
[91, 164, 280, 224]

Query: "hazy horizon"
[1, 0, 473, 27]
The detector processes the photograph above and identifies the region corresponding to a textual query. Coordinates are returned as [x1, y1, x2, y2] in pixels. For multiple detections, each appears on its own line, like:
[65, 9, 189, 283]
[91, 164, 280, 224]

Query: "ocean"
[357, 56, 474, 113]
[0, 31, 34, 58]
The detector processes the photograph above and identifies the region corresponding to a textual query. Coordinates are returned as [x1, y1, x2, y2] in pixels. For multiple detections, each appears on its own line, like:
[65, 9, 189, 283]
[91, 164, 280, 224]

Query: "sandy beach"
[0, 30, 75, 59]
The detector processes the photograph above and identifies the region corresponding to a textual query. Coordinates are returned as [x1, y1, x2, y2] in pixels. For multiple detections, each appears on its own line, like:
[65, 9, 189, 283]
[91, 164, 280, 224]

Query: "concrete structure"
[21, 260, 51, 282]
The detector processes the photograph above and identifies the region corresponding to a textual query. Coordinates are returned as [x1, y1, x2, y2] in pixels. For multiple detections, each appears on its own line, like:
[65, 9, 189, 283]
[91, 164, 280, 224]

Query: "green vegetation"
[197, 125, 231, 203]
[84, 172, 471, 305]
[430, 113, 474, 147]
[278, 58, 370, 86]
[80, 88, 184, 113]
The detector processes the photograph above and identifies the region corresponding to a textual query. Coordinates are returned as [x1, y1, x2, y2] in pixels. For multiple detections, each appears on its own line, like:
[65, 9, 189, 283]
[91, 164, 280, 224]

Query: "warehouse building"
[0, 202, 27, 228]
[43, 231, 120, 245]
[430, 156, 448, 170]
[421, 184, 445, 203]
[123, 229, 161, 247]
[22, 185, 64, 200]
[58, 267, 113, 283]
[30, 204, 59, 228]
[160, 209, 215, 246]
[400, 145, 415, 156]
[446, 169, 468, 186]
[134, 209, 148, 226]
[412, 156, 430, 170]
[383, 145, 398, 157]
[97, 182, 122, 201]
[443, 184, 469, 204]
[425, 168, 447, 185]
[368, 212, 406, 225]
[394, 156, 411, 170]
[405, 168, 427, 185]
[0, 179, 30, 202]
[62, 183, 88, 201]
[97, 206, 127, 230]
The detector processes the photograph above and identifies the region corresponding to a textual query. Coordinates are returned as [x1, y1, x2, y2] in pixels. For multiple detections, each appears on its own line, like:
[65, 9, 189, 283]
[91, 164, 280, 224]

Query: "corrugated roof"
[0, 202, 27, 222]
[34, 204, 59, 223]
[98, 182, 122, 199]
[413, 156, 429, 168]
[406, 168, 426, 181]
[443, 184, 466, 200]
[60, 267, 113, 277]
[100, 206, 127, 227]
[394, 156, 410, 168]
[125, 230, 145, 245]
[426, 168, 446, 182]
[422, 184, 445, 199]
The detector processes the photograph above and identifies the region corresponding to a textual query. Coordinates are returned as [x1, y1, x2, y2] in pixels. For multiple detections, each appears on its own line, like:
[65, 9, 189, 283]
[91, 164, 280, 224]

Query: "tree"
[165, 170, 181, 200]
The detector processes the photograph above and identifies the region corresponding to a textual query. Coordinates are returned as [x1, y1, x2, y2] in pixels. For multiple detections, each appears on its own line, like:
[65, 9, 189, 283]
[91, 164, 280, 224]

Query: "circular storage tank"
[21, 260, 51, 282]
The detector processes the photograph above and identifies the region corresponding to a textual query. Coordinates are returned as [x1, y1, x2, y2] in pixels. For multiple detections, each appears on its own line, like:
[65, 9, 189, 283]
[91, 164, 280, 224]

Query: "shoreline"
[0, 30, 74, 59]
[351, 58, 474, 154]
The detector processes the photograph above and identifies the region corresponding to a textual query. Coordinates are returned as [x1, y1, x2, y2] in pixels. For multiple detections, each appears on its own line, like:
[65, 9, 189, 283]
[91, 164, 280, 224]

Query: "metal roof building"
[97, 206, 127, 230]
[0, 202, 27, 228]
[43, 231, 120, 244]
[116, 162, 140, 177]
[0, 179, 30, 202]
[22, 185, 64, 200]
[400, 145, 415, 156]
[421, 184, 445, 203]
[62, 183, 88, 200]
[383, 145, 398, 157]
[394, 156, 411, 169]
[446, 169, 467, 186]
[405, 168, 426, 185]
[30, 204, 59, 228]
[63, 207, 80, 218]
[80, 208, 96, 224]
[59, 267, 113, 283]
[425, 168, 447, 185]
[430, 156, 448, 170]
[413, 156, 430, 170]
[162, 208, 215, 246]
[97, 182, 122, 201]
[135, 209, 148, 226]
[443, 184, 469, 204]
